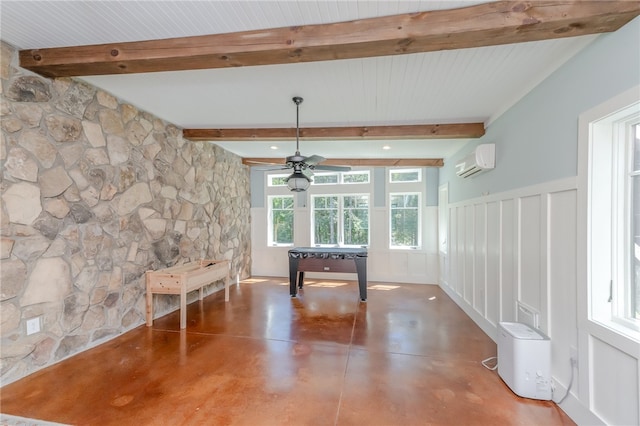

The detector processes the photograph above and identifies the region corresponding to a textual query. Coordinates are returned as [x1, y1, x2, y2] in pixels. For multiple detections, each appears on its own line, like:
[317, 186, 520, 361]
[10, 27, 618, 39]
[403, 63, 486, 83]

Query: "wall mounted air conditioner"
[455, 144, 495, 178]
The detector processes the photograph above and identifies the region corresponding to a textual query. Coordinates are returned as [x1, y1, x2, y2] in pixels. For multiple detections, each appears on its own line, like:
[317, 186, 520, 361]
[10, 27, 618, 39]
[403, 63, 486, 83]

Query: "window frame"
[310, 172, 339, 186]
[267, 195, 295, 247]
[311, 170, 370, 186]
[341, 170, 371, 184]
[613, 118, 640, 330]
[389, 191, 422, 250]
[310, 193, 370, 247]
[267, 173, 289, 187]
[389, 168, 422, 183]
[584, 93, 640, 340]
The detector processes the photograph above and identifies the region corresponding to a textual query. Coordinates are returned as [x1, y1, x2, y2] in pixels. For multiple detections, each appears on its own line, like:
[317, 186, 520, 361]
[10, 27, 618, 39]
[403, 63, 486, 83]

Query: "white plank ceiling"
[0, 1, 599, 161]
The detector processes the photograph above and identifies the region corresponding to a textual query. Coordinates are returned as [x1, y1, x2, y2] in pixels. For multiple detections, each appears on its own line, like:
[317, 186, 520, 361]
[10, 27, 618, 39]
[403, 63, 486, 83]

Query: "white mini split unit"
[455, 143, 495, 178]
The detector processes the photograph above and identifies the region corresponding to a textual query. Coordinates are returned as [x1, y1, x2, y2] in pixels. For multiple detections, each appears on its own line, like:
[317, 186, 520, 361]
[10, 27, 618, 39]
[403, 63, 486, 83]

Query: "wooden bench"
[145, 259, 230, 329]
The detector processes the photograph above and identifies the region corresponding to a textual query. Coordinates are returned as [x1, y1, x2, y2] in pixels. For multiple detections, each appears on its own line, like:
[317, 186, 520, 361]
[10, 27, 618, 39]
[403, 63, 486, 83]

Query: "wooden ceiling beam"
[242, 158, 445, 167]
[183, 123, 484, 141]
[19, 1, 640, 78]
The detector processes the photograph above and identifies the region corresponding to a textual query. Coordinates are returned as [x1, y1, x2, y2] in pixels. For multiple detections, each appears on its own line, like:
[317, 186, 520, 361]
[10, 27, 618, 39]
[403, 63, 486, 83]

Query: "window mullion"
[338, 195, 344, 245]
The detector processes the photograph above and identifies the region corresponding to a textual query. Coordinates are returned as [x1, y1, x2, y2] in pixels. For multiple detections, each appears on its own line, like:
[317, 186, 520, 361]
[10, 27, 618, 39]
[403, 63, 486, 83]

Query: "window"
[342, 171, 370, 184]
[268, 196, 294, 245]
[343, 195, 369, 245]
[390, 168, 422, 183]
[311, 171, 369, 185]
[313, 196, 338, 245]
[312, 194, 369, 246]
[588, 97, 640, 336]
[390, 193, 420, 248]
[268, 174, 289, 187]
[630, 123, 640, 322]
[615, 123, 640, 322]
[312, 173, 339, 185]
[264, 167, 428, 251]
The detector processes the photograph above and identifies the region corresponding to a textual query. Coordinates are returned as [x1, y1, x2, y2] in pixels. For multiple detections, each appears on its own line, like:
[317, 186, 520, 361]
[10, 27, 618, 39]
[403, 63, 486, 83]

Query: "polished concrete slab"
[0, 278, 574, 425]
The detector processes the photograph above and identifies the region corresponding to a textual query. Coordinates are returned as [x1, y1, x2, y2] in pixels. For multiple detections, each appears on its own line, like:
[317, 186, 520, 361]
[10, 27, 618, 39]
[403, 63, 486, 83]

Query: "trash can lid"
[499, 322, 549, 340]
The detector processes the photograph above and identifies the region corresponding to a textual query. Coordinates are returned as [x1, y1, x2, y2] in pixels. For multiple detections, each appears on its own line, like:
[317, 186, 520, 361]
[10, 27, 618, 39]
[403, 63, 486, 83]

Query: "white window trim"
[310, 193, 370, 247]
[267, 195, 295, 247]
[578, 85, 640, 346]
[389, 167, 422, 183]
[311, 170, 371, 186]
[389, 191, 422, 250]
[310, 172, 339, 186]
[267, 173, 290, 187]
[341, 170, 371, 184]
[611, 115, 640, 332]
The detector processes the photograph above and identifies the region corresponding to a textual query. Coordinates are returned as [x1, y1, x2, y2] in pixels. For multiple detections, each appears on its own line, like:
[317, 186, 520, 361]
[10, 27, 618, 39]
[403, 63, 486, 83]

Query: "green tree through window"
[313, 195, 369, 246]
[390, 193, 420, 247]
[313, 196, 339, 244]
[270, 196, 294, 244]
[343, 195, 369, 245]
[390, 169, 421, 182]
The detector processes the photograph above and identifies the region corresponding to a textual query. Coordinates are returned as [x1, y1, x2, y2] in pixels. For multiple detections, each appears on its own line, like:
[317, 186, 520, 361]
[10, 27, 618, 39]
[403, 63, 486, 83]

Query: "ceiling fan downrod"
[293, 96, 303, 156]
[285, 96, 311, 192]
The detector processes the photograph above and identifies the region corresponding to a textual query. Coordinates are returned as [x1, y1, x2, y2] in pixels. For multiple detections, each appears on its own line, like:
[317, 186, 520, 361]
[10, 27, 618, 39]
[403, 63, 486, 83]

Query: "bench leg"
[180, 286, 187, 329]
[145, 277, 153, 327]
[225, 263, 231, 302]
[225, 274, 230, 302]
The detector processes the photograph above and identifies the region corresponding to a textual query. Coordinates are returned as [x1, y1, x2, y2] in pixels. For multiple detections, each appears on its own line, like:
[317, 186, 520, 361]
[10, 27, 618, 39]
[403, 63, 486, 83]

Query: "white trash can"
[497, 321, 552, 400]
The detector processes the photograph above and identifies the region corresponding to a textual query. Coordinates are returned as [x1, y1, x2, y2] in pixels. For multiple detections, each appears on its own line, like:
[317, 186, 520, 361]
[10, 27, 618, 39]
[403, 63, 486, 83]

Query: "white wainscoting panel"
[440, 176, 640, 424]
[442, 180, 574, 339]
[473, 203, 486, 316]
[486, 201, 500, 326]
[456, 206, 466, 297]
[446, 207, 456, 290]
[518, 194, 543, 321]
[548, 189, 578, 390]
[500, 199, 516, 322]
[591, 336, 639, 426]
[464, 205, 474, 304]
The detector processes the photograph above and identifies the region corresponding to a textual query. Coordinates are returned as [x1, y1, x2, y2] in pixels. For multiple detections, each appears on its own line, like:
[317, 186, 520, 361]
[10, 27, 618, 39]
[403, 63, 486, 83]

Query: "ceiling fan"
[260, 96, 350, 192]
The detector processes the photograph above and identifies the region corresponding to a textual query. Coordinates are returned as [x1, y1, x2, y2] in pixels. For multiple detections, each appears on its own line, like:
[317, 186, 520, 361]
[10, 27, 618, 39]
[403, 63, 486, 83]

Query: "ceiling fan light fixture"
[286, 171, 311, 192]
[256, 96, 349, 189]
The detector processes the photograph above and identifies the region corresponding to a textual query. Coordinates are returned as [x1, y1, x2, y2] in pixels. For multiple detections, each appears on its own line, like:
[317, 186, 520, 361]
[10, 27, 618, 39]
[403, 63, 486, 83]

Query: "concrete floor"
[0, 277, 574, 425]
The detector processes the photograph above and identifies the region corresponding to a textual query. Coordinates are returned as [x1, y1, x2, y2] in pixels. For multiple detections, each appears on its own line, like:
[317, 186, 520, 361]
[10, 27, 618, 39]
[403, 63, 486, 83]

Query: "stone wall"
[0, 42, 251, 385]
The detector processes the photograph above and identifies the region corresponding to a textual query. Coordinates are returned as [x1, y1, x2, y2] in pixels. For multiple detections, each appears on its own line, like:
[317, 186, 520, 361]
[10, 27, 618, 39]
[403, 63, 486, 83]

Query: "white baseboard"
[438, 281, 498, 342]
[551, 377, 605, 426]
[439, 280, 606, 426]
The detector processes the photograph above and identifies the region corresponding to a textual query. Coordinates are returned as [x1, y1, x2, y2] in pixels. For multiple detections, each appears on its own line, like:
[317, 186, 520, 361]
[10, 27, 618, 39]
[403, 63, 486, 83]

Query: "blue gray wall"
[440, 17, 640, 203]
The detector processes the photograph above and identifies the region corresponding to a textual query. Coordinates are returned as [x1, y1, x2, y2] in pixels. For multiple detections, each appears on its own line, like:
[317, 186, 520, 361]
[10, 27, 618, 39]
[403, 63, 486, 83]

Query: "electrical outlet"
[26, 316, 41, 335]
[570, 345, 578, 366]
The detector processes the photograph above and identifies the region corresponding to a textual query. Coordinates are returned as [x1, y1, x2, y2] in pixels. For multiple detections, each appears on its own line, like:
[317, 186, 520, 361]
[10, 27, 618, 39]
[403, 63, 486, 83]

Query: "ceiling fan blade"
[312, 165, 351, 172]
[313, 165, 351, 172]
[304, 155, 325, 166]
[254, 166, 290, 171]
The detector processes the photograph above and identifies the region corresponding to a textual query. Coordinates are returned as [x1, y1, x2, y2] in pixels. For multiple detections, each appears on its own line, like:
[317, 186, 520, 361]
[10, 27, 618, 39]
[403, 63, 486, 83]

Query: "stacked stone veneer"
[0, 42, 251, 385]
